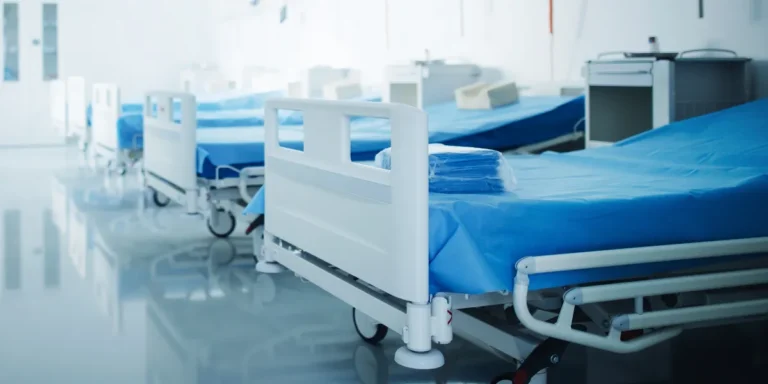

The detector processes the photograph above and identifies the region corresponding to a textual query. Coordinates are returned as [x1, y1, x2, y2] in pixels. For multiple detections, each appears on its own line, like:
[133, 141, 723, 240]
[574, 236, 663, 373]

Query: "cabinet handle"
[594, 70, 650, 75]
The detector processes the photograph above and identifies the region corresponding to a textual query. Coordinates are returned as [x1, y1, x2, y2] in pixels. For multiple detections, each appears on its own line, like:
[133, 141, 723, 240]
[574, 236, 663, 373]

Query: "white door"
[0, 0, 61, 147]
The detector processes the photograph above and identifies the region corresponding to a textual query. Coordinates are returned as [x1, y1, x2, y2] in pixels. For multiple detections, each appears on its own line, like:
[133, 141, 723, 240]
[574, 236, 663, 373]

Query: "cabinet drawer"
[588, 62, 653, 87]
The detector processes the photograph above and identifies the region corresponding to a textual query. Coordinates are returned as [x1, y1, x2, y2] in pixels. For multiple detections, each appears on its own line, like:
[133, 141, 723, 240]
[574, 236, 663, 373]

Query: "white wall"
[59, 0, 214, 101]
[209, 0, 768, 97]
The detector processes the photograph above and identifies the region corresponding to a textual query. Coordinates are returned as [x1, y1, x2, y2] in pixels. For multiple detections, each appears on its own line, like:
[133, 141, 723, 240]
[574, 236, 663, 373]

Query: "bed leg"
[394, 302, 445, 370]
[256, 232, 285, 274]
[184, 189, 198, 215]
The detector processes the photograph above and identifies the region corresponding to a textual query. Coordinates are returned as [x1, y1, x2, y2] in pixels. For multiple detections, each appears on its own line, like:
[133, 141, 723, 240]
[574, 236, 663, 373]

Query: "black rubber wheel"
[207, 209, 236, 238]
[353, 308, 389, 345]
[152, 190, 171, 207]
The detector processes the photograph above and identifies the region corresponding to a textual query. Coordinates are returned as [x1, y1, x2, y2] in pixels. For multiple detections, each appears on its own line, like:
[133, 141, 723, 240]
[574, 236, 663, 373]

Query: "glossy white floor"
[0, 146, 765, 384]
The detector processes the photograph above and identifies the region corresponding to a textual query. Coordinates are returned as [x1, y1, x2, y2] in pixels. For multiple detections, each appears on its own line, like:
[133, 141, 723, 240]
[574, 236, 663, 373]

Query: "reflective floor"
[0, 147, 766, 384]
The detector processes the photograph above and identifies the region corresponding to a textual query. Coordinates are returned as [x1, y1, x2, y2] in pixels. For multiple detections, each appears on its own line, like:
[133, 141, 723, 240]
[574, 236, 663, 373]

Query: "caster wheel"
[117, 165, 127, 176]
[353, 308, 389, 345]
[207, 209, 236, 238]
[152, 190, 171, 207]
[255, 260, 285, 274]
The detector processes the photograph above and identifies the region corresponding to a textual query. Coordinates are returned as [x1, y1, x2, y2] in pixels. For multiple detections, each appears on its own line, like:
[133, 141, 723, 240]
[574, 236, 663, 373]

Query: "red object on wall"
[548, 0, 554, 35]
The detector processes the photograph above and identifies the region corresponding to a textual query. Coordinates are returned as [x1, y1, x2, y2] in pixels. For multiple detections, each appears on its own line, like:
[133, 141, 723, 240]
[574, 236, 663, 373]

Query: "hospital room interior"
[2, 0, 768, 383]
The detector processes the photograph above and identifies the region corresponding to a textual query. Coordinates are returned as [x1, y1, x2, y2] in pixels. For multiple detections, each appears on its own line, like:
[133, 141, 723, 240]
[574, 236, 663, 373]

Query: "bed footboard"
[263, 98, 430, 304]
[143, 91, 198, 213]
[66, 76, 88, 141]
[91, 83, 121, 154]
[50, 80, 67, 137]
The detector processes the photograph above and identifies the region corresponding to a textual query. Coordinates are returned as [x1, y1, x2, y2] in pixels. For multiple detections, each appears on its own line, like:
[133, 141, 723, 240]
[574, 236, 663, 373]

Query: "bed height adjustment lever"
[491, 337, 570, 384]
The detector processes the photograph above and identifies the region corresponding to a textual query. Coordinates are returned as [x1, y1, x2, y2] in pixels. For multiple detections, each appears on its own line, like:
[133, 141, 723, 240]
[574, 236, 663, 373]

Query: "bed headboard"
[242, 66, 283, 92]
[263, 98, 429, 303]
[66, 76, 88, 132]
[143, 92, 198, 192]
[91, 83, 121, 151]
[180, 67, 233, 93]
[50, 80, 67, 137]
[289, 66, 359, 98]
[385, 63, 481, 109]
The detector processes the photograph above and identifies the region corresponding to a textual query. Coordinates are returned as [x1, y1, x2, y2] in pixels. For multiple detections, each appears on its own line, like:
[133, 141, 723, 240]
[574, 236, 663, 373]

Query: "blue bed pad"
[245, 99, 768, 295]
[195, 95, 584, 178]
[115, 109, 306, 150]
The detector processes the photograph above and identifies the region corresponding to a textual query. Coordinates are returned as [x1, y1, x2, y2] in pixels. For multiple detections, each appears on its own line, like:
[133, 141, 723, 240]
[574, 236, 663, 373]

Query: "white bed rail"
[264, 98, 429, 304]
[513, 236, 768, 354]
[66, 76, 88, 139]
[50, 80, 68, 137]
[143, 91, 198, 213]
[91, 83, 121, 152]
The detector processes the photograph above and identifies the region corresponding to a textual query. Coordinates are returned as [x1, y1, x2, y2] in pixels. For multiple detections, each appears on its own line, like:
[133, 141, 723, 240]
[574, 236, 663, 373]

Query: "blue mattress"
[112, 93, 383, 150]
[195, 95, 584, 179]
[246, 99, 768, 295]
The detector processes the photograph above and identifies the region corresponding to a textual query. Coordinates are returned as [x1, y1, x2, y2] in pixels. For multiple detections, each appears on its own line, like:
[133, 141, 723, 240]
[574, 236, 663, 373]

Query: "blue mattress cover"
[246, 99, 768, 295]
[195, 127, 393, 179]
[195, 96, 584, 179]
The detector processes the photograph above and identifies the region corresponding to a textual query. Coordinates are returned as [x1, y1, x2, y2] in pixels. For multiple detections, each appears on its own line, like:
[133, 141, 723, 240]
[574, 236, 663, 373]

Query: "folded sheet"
[375, 144, 515, 194]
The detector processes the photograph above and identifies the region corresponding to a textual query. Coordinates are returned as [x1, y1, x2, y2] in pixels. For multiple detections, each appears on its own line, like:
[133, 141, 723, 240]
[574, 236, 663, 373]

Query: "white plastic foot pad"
[256, 261, 285, 274]
[394, 347, 444, 370]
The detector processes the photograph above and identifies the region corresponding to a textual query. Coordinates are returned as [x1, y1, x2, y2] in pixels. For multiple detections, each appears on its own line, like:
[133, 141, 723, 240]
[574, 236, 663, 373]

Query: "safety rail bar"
[513, 236, 768, 354]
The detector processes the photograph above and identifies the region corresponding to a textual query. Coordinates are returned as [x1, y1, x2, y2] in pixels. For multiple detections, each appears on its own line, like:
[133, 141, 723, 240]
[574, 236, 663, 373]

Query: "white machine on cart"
[141, 91, 263, 240]
[255, 98, 768, 384]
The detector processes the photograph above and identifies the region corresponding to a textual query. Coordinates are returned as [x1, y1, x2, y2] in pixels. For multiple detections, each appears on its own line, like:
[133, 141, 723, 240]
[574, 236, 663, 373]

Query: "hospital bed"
[256, 98, 768, 383]
[142, 92, 269, 239]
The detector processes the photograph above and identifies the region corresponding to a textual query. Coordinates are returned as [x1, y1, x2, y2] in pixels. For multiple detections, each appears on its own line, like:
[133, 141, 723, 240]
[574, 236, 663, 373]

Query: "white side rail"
[513, 237, 768, 354]
[143, 91, 198, 214]
[263, 98, 430, 304]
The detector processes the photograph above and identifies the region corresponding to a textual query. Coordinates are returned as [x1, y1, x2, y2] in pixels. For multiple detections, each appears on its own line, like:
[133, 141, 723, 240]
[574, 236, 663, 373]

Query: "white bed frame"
[50, 79, 68, 138]
[66, 76, 89, 151]
[142, 91, 264, 239]
[259, 98, 768, 383]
